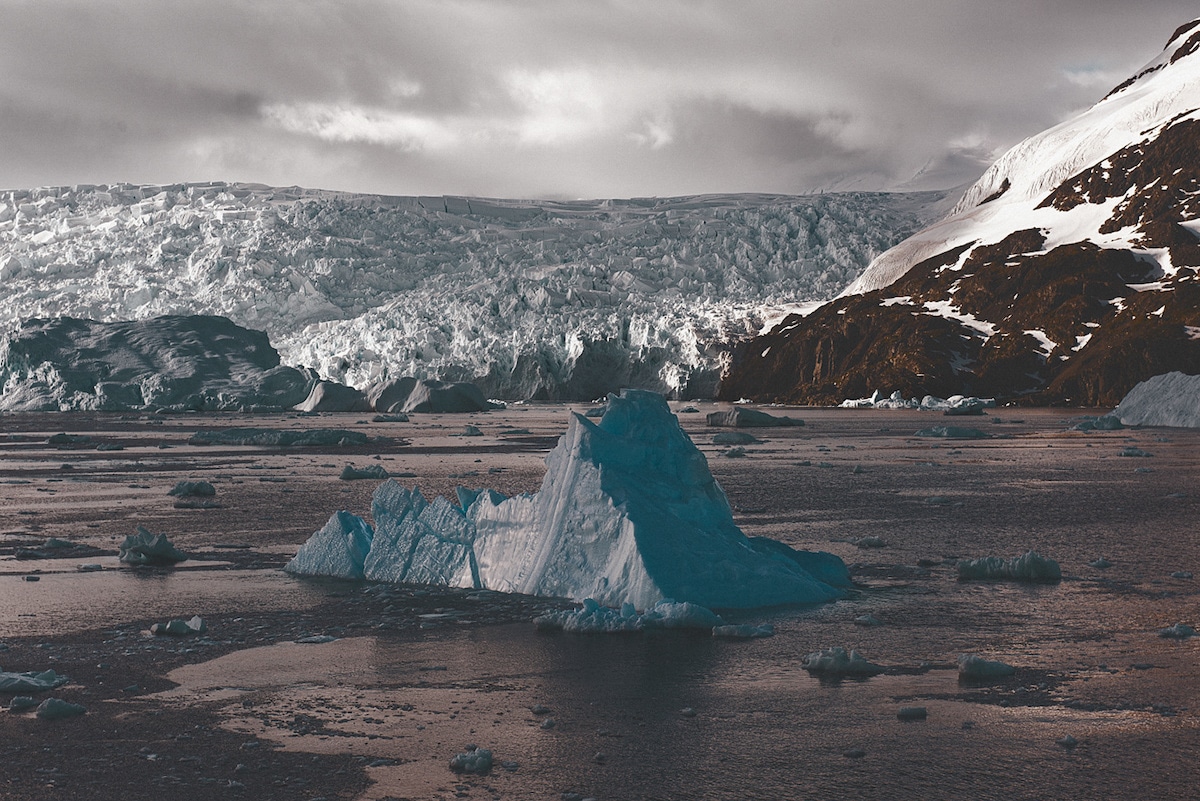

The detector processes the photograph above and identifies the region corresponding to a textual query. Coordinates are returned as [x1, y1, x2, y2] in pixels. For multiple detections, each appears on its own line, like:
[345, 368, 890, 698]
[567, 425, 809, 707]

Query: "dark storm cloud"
[0, 0, 1196, 196]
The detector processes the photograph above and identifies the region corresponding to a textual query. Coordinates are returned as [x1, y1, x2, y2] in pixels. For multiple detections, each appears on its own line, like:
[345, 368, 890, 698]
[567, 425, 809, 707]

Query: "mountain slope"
[722, 19, 1200, 406]
[0, 185, 947, 401]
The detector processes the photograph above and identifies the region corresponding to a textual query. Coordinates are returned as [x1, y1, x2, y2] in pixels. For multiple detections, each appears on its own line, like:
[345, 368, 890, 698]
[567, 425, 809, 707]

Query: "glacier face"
[0, 183, 947, 400]
[285, 390, 849, 610]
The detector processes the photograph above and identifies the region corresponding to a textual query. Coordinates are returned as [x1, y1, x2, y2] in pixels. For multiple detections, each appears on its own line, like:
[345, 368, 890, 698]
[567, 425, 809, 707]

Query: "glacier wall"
[285, 390, 850, 610]
[0, 183, 947, 400]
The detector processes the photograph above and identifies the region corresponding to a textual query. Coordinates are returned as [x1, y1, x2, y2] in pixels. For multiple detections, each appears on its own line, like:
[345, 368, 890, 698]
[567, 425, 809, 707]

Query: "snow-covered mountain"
[0, 184, 947, 401]
[723, 19, 1200, 406]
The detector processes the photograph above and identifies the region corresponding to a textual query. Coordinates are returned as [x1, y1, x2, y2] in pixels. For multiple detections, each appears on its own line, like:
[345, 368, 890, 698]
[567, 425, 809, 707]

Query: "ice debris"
[914, 426, 989, 439]
[188, 428, 369, 447]
[897, 706, 927, 721]
[1071, 415, 1124, 431]
[706, 408, 804, 427]
[534, 598, 725, 633]
[118, 527, 187, 566]
[449, 746, 493, 775]
[168, 480, 215, 498]
[150, 616, 207, 636]
[712, 623, 775, 639]
[340, 464, 390, 480]
[801, 647, 885, 676]
[8, 696, 39, 712]
[0, 668, 69, 694]
[1118, 446, 1152, 458]
[840, 391, 995, 413]
[1158, 623, 1196, 639]
[35, 698, 86, 720]
[1114, 372, 1200, 428]
[957, 551, 1061, 583]
[285, 390, 849, 610]
[958, 654, 1016, 680]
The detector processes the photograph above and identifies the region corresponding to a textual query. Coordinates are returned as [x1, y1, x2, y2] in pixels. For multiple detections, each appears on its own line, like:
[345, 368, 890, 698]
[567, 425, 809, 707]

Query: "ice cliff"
[286, 390, 850, 610]
[0, 183, 947, 400]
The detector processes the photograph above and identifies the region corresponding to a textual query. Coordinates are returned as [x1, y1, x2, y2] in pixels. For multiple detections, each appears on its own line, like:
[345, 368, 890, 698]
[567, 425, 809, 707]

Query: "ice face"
[1115, 372, 1200, 428]
[284, 511, 375, 580]
[0, 184, 947, 401]
[286, 389, 850, 610]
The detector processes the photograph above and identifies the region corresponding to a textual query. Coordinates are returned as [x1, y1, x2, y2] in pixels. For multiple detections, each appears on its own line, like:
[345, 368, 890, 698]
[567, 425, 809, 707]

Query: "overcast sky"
[1, 1, 1196, 199]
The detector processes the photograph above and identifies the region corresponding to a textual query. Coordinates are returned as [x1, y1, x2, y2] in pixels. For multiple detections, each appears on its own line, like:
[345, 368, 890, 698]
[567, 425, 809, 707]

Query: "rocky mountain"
[0, 183, 948, 401]
[722, 19, 1200, 407]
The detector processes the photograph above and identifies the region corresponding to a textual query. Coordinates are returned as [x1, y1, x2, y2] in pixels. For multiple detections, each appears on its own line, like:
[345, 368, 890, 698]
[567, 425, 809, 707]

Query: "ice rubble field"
[0, 183, 946, 399]
[286, 389, 850, 609]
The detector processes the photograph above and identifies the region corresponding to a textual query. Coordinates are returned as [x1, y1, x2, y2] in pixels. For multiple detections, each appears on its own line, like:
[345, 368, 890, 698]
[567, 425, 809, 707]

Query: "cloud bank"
[0, 0, 1195, 198]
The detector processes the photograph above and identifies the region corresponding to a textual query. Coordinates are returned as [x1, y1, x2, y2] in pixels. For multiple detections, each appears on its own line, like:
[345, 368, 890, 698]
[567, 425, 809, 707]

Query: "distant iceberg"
[1114, 372, 1200, 428]
[286, 389, 850, 610]
[840, 390, 995, 413]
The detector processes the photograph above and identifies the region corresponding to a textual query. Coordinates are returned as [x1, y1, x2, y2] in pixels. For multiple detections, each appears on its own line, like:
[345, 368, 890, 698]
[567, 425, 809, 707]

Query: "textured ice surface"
[34, 698, 86, 720]
[0, 184, 947, 400]
[0, 314, 314, 412]
[957, 551, 1062, 583]
[118, 527, 187, 566]
[1115, 372, 1200, 428]
[841, 391, 996, 412]
[534, 598, 726, 633]
[286, 390, 850, 609]
[284, 511, 375, 580]
[958, 654, 1016, 679]
[0, 668, 68, 694]
[801, 646, 885, 676]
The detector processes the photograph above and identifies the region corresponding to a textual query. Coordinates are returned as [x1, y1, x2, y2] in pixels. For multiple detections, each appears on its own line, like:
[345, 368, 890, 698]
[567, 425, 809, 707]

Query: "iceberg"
[286, 390, 850, 610]
[1115, 372, 1200, 428]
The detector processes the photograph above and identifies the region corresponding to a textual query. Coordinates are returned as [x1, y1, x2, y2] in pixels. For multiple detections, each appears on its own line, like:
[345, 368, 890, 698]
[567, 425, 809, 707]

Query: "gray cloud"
[0, 1, 1196, 197]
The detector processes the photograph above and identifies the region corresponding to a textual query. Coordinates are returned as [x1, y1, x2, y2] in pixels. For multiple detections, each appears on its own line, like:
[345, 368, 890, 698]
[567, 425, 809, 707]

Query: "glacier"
[285, 390, 850, 610]
[0, 183, 947, 400]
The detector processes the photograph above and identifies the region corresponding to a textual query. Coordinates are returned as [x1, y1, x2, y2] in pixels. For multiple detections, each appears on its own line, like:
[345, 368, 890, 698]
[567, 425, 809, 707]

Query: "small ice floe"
[723, 446, 747, 458]
[77, 563, 103, 572]
[295, 634, 338, 644]
[1089, 557, 1113, 570]
[855, 536, 887, 549]
[372, 413, 409, 423]
[189, 428, 370, 447]
[539, 717, 556, 730]
[958, 654, 1016, 680]
[712, 431, 760, 446]
[957, 551, 1061, 583]
[801, 647, 885, 677]
[897, 706, 927, 721]
[167, 480, 215, 498]
[150, 616, 207, 637]
[706, 408, 804, 428]
[534, 598, 724, 633]
[530, 704, 551, 715]
[853, 614, 881, 627]
[1158, 623, 1196, 640]
[1171, 571, 1193, 579]
[914, 426, 989, 439]
[842, 747, 867, 759]
[118, 527, 187, 566]
[1056, 734, 1078, 750]
[8, 696, 39, 712]
[678, 406, 700, 413]
[1118, 447, 1152, 458]
[35, 697, 86, 720]
[712, 624, 775, 639]
[0, 668, 68, 693]
[449, 745, 493, 774]
[457, 425, 483, 437]
[340, 464, 389, 480]
[1070, 415, 1124, 432]
[680, 707, 697, 717]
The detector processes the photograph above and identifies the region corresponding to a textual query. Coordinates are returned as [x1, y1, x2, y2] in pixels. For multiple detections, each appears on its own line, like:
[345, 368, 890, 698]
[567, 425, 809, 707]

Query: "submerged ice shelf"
[286, 390, 850, 609]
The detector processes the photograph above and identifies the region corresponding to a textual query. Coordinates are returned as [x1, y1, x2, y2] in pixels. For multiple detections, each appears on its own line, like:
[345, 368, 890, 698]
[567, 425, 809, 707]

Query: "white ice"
[1114, 372, 1200, 427]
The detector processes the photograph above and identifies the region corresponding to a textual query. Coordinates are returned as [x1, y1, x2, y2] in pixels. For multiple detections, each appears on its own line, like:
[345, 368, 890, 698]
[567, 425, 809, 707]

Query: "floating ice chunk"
[151, 616, 207, 636]
[897, 706, 927, 721]
[188, 428, 369, 446]
[284, 511, 374, 579]
[449, 746, 493, 774]
[35, 697, 86, 720]
[957, 551, 1061, 583]
[295, 634, 338, 644]
[1118, 446, 1152, 458]
[118, 527, 187, 565]
[958, 654, 1016, 679]
[8, 696, 38, 712]
[712, 623, 775, 639]
[1056, 734, 1078, 749]
[840, 391, 996, 412]
[723, 446, 747, 458]
[294, 380, 371, 412]
[1089, 557, 1113, 569]
[1158, 623, 1196, 639]
[534, 598, 722, 633]
[914, 426, 989, 439]
[1071, 415, 1124, 431]
[340, 464, 389, 480]
[706, 408, 804, 427]
[855, 536, 886, 549]
[853, 614, 881, 626]
[168, 480, 215, 497]
[801, 647, 885, 676]
[640, 601, 724, 630]
[372, 413, 410, 423]
[458, 425, 483, 437]
[1114, 372, 1200, 428]
[712, 431, 760, 445]
[0, 668, 69, 693]
[383, 379, 500, 414]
